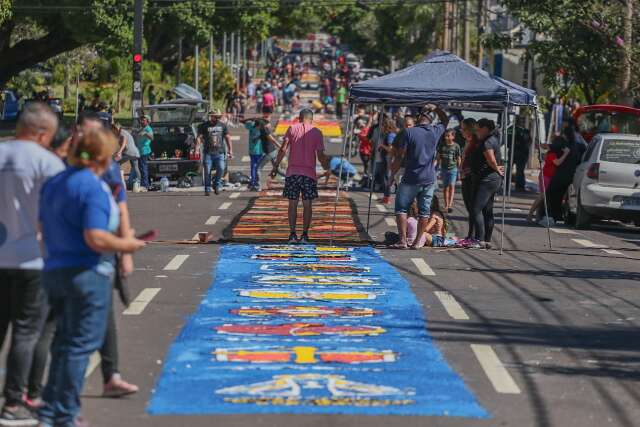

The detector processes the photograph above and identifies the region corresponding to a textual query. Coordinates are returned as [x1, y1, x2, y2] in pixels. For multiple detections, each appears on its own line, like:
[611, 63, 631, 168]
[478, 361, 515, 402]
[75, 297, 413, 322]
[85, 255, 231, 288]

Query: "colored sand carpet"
[275, 120, 343, 138]
[148, 245, 488, 417]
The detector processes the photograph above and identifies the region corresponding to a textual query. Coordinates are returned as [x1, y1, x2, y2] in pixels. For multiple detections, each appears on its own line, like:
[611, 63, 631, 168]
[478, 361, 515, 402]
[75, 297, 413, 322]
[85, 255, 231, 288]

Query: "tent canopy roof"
[349, 51, 536, 109]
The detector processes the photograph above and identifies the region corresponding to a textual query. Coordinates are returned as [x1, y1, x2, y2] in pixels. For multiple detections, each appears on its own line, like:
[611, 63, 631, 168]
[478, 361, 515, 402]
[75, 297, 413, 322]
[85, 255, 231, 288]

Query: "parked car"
[358, 68, 385, 81]
[565, 133, 640, 228]
[573, 104, 640, 143]
[138, 99, 206, 183]
[0, 90, 19, 121]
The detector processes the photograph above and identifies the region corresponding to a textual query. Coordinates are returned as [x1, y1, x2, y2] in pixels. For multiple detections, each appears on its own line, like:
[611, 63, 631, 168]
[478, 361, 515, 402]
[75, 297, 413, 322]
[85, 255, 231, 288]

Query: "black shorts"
[262, 105, 274, 114]
[283, 175, 318, 200]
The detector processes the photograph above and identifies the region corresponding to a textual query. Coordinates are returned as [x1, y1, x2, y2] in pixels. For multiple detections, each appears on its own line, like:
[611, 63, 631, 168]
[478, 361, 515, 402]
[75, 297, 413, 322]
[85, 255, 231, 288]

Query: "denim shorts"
[394, 182, 436, 217]
[441, 168, 458, 187]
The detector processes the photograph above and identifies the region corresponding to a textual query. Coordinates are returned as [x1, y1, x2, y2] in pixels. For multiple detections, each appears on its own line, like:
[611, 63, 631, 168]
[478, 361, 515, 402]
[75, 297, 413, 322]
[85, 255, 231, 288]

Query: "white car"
[566, 133, 640, 228]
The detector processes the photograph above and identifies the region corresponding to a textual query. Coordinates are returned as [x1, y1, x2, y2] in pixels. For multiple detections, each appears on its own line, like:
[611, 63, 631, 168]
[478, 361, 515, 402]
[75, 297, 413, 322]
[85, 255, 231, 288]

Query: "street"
[9, 126, 635, 427]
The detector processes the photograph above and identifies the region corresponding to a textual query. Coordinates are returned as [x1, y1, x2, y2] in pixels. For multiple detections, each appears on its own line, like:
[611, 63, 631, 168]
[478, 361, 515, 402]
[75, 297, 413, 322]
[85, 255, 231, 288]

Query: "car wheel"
[575, 193, 591, 230]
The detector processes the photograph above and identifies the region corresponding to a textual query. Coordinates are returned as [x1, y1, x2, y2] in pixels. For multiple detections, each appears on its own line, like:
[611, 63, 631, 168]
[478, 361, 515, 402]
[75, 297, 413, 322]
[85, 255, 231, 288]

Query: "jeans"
[249, 154, 264, 187]
[471, 173, 501, 242]
[374, 160, 390, 197]
[257, 151, 278, 182]
[0, 269, 47, 405]
[39, 268, 112, 427]
[514, 158, 527, 189]
[118, 157, 140, 188]
[394, 181, 436, 217]
[138, 154, 150, 187]
[461, 176, 475, 238]
[203, 153, 226, 191]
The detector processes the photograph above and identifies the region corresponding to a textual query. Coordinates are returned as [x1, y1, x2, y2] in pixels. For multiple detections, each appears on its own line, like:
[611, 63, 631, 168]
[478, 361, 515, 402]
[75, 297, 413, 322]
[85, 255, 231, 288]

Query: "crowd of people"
[1, 103, 147, 427]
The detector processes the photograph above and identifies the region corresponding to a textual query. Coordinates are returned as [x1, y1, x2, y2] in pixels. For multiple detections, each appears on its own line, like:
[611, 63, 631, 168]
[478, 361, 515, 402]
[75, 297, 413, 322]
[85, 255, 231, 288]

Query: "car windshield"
[144, 107, 192, 123]
[600, 138, 640, 164]
[577, 111, 640, 136]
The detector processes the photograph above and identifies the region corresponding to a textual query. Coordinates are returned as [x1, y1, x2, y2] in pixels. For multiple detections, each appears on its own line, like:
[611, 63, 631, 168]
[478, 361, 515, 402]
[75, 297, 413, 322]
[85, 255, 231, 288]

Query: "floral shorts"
[283, 175, 319, 200]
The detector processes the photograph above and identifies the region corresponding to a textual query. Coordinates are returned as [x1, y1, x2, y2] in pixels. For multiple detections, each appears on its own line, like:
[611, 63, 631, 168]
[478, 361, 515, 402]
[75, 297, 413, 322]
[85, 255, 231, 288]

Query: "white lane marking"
[471, 344, 521, 394]
[371, 194, 378, 201]
[206, 215, 220, 225]
[551, 228, 580, 235]
[241, 155, 250, 162]
[329, 137, 343, 143]
[434, 291, 470, 320]
[572, 239, 608, 249]
[229, 192, 240, 199]
[219, 202, 232, 210]
[123, 288, 161, 315]
[163, 254, 189, 270]
[411, 258, 436, 276]
[385, 217, 396, 226]
[509, 208, 522, 212]
[230, 135, 241, 141]
[602, 249, 627, 256]
[376, 204, 387, 212]
[84, 352, 101, 378]
[191, 233, 200, 241]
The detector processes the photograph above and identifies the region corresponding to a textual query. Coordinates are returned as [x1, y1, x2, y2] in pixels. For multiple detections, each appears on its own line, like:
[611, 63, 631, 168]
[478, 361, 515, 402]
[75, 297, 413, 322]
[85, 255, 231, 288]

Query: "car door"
[596, 136, 640, 190]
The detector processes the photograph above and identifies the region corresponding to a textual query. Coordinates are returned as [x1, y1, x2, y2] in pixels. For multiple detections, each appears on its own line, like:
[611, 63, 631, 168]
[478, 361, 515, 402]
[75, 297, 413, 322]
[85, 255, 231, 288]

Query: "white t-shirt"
[0, 140, 65, 269]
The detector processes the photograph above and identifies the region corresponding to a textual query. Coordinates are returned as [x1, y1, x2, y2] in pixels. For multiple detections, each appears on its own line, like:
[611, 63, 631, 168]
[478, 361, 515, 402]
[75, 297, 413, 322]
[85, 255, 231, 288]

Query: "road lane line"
[206, 215, 220, 225]
[376, 204, 387, 212]
[385, 217, 396, 226]
[163, 254, 189, 270]
[84, 352, 101, 378]
[572, 239, 608, 249]
[509, 208, 522, 212]
[434, 291, 469, 320]
[191, 233, 199, 241]
[230, 135, 241, 141]
[123, 288, 161, 315]
[471, 344, 521, 394]
[551, 228, 580, 235]
[219, 202, 232, 210]
[602, 249, 627, 256]
[371, 194, 378, 201]
[241, 155, 250, 162]
[229, 192, 240, 199]
[411, 258, 436, 276]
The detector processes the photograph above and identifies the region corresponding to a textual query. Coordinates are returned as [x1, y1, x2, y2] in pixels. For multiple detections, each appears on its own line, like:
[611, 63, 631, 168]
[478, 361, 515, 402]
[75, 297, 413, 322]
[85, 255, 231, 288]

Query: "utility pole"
[476, 0, 485, 68]
[443, 2, 450, 51]
[450, 1, 457, 55]
[132, 0, 143, 119]
[463, 1, 471, 61]
[222, 32, 227, 66]
[194, 44, 199, 92]
[177, 37, 183, 84]
[209, 35, 214, 105]
[237, 33, 242, 89]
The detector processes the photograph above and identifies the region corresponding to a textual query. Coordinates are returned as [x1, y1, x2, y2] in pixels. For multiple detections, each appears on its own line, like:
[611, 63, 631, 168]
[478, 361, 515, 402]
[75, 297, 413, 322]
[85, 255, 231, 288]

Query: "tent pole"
[507, 113, 516, 202]
[330, 103, 354, 246]
[534, 107, 552, 249]
[500, 104, 509, 255]
[365, 105, 383, 235]
[346, 103, 355, 161]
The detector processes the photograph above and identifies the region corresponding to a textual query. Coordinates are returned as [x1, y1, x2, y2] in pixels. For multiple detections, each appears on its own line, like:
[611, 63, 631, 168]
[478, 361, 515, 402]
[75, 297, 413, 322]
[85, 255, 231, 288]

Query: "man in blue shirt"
[390, 104, 449, 249]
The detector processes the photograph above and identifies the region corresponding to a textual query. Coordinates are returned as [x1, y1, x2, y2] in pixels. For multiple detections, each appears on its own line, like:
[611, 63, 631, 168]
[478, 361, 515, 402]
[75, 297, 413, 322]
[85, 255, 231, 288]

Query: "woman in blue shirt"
[38, 129, 145, 427]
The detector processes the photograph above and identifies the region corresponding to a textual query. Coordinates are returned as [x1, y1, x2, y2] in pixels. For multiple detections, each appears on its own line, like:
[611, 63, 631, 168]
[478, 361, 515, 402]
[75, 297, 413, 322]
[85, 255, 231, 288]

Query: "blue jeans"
[39, 267, 112, 427]
[139, 154, 150, 187]
[249, 154, 264, 187]
[394, 181, 436, 217]
[203, 153, 225, 191]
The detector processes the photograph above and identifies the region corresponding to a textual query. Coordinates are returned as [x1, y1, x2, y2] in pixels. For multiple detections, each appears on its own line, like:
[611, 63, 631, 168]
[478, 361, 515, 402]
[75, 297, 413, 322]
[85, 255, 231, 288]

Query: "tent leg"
[500, 106, 509, 255]
[507, 113, 516, 202]
[534, 107, 552, 249]
[365, 106, 384, 236]
[330, 104, 354, 246]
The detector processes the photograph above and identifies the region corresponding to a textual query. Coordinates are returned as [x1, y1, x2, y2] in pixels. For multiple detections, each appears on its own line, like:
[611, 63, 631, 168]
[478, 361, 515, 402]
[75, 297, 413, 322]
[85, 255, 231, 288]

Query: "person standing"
[37, 129, 145, 427]
[0, 103, 63, 426]
[135, 115, 154, 190]
[389, 104, 448, 249]
[256, 115, 282, 184]
[378, 117, 397, 205]
[112, 122, 141, 190]
[507, 116, 532, 192]
[270, 109, 328, 244]
[546, 119, 580, 222]
[458, 118, 479, 238]
[335, 82, 347, 120]
[438, 129, 462, 212]
[242, 117, 265, 191]
[197, 110, 233, 196]
[469, 119, 504, 249]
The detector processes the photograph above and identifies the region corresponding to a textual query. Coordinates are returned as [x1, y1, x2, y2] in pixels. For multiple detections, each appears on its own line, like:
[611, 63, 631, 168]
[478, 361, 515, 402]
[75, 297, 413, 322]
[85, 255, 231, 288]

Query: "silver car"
[566, 133, 640, 228]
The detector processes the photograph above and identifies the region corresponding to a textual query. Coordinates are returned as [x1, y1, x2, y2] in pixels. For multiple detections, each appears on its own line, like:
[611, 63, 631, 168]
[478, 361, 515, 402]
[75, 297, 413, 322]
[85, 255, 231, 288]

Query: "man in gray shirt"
[0, 102, 63, 425]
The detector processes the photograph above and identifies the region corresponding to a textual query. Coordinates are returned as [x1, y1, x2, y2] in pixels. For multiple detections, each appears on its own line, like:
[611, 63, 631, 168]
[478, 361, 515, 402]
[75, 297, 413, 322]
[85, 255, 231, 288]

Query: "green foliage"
[8, 70, 46, 96]
[182, 53, 235, 101]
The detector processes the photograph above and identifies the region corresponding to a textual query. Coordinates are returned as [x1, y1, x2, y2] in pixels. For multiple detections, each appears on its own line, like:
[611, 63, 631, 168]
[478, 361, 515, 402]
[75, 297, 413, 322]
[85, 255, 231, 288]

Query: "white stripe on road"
[230, 135, 241, 141]
[329, 137, 343, 143]
[602, 249, 626, 256]
[572, 239, 608, 249]
[509, 208, 522, 212]
[371, 194, 378, 201]
[551, 228, 580, 235]
[163, 254, 189, 270]
[376, 204, 387, 212]
[191, 233, 200, 241]
[241, 155, 250, 162]
[229, 192, 240, 199]
[434, 291, 470, 320]
[123, 288, 161, 315]
[206, 215, 220, 225]
[219, 202, 232, 210]
[471, 344, 521, 394]
[411, 258, 436, 276]
[385, 217, 396, 227]
[85, 351, 101, 378]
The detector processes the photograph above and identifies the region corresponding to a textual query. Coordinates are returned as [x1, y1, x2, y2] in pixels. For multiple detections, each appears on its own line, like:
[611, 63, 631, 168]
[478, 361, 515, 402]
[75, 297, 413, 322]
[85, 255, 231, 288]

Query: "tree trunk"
[443, 2, 450, 51]
[618, 0, 633, 105]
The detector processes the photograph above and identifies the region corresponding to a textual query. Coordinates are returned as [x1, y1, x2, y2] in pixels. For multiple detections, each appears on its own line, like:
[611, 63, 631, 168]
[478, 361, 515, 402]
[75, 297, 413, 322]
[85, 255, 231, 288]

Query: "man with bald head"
[0, 102, 64, 425]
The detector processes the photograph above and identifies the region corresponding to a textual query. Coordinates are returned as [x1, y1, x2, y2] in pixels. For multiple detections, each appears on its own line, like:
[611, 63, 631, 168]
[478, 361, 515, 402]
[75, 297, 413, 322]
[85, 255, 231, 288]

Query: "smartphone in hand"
[136, 229, 159, 242]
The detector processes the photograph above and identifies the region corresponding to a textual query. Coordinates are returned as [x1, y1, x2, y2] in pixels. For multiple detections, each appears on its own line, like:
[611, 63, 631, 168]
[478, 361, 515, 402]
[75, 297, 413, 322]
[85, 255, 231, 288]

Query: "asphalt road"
[2, 121, 640, 427]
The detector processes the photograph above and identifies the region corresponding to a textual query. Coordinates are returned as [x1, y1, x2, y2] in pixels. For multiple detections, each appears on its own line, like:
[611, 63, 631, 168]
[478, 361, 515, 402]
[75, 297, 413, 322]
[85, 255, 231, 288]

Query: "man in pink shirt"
[271, 109, 329, 243]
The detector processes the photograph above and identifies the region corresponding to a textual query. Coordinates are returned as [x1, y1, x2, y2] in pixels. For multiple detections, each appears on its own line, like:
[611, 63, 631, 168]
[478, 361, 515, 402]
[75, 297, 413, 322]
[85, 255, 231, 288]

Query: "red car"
[573, 104, 640, 143]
